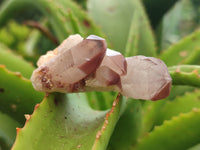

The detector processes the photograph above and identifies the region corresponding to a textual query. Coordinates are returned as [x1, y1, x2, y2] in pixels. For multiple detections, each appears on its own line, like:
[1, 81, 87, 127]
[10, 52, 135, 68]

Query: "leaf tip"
[0, 64, 5, 68]
[192, 69, 200, 77]
[16, 127, 21, 134]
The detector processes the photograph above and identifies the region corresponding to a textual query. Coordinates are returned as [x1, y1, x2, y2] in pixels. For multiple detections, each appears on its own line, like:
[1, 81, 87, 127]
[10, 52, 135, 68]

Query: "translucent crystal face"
[121, 56, 172, 100]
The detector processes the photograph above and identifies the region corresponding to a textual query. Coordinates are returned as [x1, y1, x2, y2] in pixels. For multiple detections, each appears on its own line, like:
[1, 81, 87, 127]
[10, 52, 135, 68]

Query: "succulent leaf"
[157, 0, 200, 51]
[0, 111, 20, 150]
[0, 43, 34, 79]
[0, 0, 104, 42]
[12, 93, 123, 150]
[155, 90, 200, 126]
[135, 108, 200, 150]
[169, 65, 200, 87]
[88, 0, 156, 55]
[160, 30, 200, 66]
[0, 66, 44, 123]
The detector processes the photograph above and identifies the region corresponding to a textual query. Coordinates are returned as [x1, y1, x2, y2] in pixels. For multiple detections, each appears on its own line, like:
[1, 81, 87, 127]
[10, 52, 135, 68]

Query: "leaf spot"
[0, 88, 5, 93]
[83, 19, 90, 28]
[54, 98, 59, 106]
[11, 104, 17, 111]
[179, 51, 188, 57]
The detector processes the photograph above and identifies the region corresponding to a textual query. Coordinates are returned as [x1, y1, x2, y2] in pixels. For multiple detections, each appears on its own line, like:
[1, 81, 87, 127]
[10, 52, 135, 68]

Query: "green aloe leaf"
[12, 93, 123, 150]
[134, 108, 200, 150]
[139, 85, 198, 137]
[182, 48, 200, 65]
[188, 143, 200, 150]
[138, 100, 164, 138]
[157, 0, 200, 51]
[0, 111, 21, 150]
[160, 30, 200, 66]
[0, 66, 44, 123]
[86, 92, 115, 110]
[155, 90, 200, 126]
[58, 0, 104, 37]
[91, 94, 123, 150]
[169, 65, 200, 87]
[124, 0, 156, 57]
[0, 43, 34, 79]
[0, 0, 104, 43]
[0, 20, 31, 52]
[88, 0, 156, 55]
[165, 85, 195, 100]
[137, 86, 200, 138]
[108, 99, 142, 150]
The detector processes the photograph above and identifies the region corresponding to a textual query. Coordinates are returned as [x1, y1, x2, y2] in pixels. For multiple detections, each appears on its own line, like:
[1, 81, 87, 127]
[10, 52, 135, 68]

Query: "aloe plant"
[0, 0, 200, 149]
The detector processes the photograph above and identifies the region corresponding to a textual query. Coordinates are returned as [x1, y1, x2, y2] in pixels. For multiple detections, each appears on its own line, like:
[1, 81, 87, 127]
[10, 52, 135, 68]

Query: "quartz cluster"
[31, 34, 172, 100]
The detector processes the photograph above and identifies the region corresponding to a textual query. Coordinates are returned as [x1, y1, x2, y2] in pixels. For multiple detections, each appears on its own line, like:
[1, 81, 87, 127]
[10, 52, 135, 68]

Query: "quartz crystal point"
[31, 34, 172, 100]
[121, 56, 171, 100]
[85, 49, 127, 92]
[31, 34, 107, 93]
